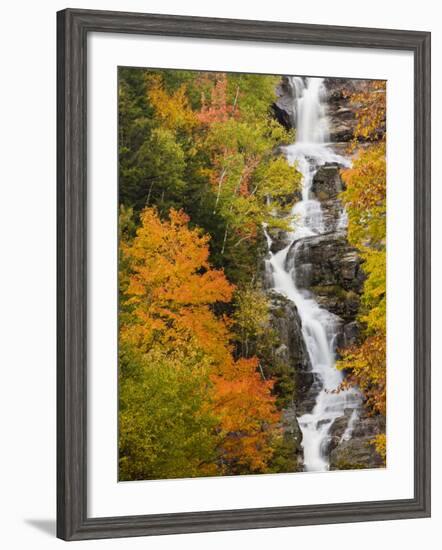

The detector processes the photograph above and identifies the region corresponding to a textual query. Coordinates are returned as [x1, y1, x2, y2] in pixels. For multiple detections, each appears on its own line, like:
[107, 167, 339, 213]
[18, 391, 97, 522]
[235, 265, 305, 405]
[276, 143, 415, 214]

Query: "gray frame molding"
[57, 8, 431, 541]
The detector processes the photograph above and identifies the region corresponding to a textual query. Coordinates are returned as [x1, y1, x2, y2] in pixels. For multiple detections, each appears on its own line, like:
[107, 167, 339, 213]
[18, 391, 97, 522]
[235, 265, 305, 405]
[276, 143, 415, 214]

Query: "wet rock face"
[286, 233, 365, 323]
[273, 76, 295, 130]
[267, 291, 326, 417]
[272, 76, 358, 142]
[321, 200, 345, 234]
[267, 291, 314, 406]
[342, 321, 360, 347]
[264, 291, 318, 459]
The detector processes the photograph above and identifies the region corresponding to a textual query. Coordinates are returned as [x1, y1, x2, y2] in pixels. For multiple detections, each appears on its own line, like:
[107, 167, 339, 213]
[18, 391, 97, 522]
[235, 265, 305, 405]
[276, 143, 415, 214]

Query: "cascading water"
[264, 77, 361, 472]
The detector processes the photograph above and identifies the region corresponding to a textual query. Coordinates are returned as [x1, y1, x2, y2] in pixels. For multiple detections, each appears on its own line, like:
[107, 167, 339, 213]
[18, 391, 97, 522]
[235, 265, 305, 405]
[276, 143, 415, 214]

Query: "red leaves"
[196, 74, 237, 125]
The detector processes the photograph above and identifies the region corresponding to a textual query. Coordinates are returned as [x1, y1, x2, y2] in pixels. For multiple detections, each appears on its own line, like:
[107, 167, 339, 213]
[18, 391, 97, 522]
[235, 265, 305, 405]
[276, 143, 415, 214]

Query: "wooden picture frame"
[57, 8, 431, 541]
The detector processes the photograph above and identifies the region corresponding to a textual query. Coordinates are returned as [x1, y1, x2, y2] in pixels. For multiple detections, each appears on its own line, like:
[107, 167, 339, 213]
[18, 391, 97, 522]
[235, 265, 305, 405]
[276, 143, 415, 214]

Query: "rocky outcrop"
[286, 232, 364, 323]
[329, 438, 384, 470]
[328, 412, 385, 470]
[264, 291, 314, 468]
[267, 291, 313, 404]
[323, 78, 360, 142]
[272, 406, 304, 472]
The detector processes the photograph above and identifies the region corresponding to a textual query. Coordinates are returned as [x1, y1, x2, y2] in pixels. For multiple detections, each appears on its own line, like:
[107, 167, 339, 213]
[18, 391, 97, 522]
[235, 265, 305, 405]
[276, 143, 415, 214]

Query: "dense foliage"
[118, 68, 300, 480]
[337, 81, 387, 460]
[118, 68, 387, 478]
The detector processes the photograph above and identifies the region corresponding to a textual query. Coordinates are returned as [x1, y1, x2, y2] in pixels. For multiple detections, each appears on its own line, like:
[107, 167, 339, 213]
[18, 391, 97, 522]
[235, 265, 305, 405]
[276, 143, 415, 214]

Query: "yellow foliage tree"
[147, 75, 197, 132]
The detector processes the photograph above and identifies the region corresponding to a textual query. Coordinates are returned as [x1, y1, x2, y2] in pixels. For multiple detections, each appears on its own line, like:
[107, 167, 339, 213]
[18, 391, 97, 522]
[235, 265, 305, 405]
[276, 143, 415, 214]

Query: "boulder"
[265, 227, 292, 254]
[311, 163, 344, 200]
[329, 412, 385, 470]
[311, 163, 347, 233]
[329, 436, 384, 470]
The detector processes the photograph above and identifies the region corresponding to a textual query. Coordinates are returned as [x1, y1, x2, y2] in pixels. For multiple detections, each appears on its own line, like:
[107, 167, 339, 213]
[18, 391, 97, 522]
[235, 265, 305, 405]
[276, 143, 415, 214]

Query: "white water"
[265, 77, 360, 471]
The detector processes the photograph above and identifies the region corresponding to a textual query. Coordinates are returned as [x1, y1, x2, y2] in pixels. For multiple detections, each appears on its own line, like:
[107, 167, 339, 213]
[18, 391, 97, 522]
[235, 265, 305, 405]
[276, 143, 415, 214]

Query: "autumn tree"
[120, 207, 234, 359]
[119, 343, 219, 480]
[212, 356, 281, 474]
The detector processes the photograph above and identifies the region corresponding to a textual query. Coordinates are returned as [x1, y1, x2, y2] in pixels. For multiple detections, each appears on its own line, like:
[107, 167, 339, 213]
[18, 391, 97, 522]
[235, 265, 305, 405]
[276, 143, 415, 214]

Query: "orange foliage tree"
[120, 207, 281, 476]
[120, 207, 233, 364]
[212, 356, 281, 474]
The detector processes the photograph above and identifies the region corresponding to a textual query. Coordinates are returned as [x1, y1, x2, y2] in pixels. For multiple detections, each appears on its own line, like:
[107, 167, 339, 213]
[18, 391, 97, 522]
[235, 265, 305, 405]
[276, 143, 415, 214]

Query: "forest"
[118, 67, 386, 480]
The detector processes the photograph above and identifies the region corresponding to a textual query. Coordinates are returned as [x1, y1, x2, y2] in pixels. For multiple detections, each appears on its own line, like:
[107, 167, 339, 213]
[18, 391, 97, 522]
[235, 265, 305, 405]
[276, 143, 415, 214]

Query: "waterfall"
[264, 77, 360, 472]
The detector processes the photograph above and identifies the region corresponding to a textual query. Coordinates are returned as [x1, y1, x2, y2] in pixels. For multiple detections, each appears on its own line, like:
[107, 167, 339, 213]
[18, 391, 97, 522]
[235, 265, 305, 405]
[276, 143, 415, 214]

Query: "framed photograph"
[57, 8, 431, 541]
